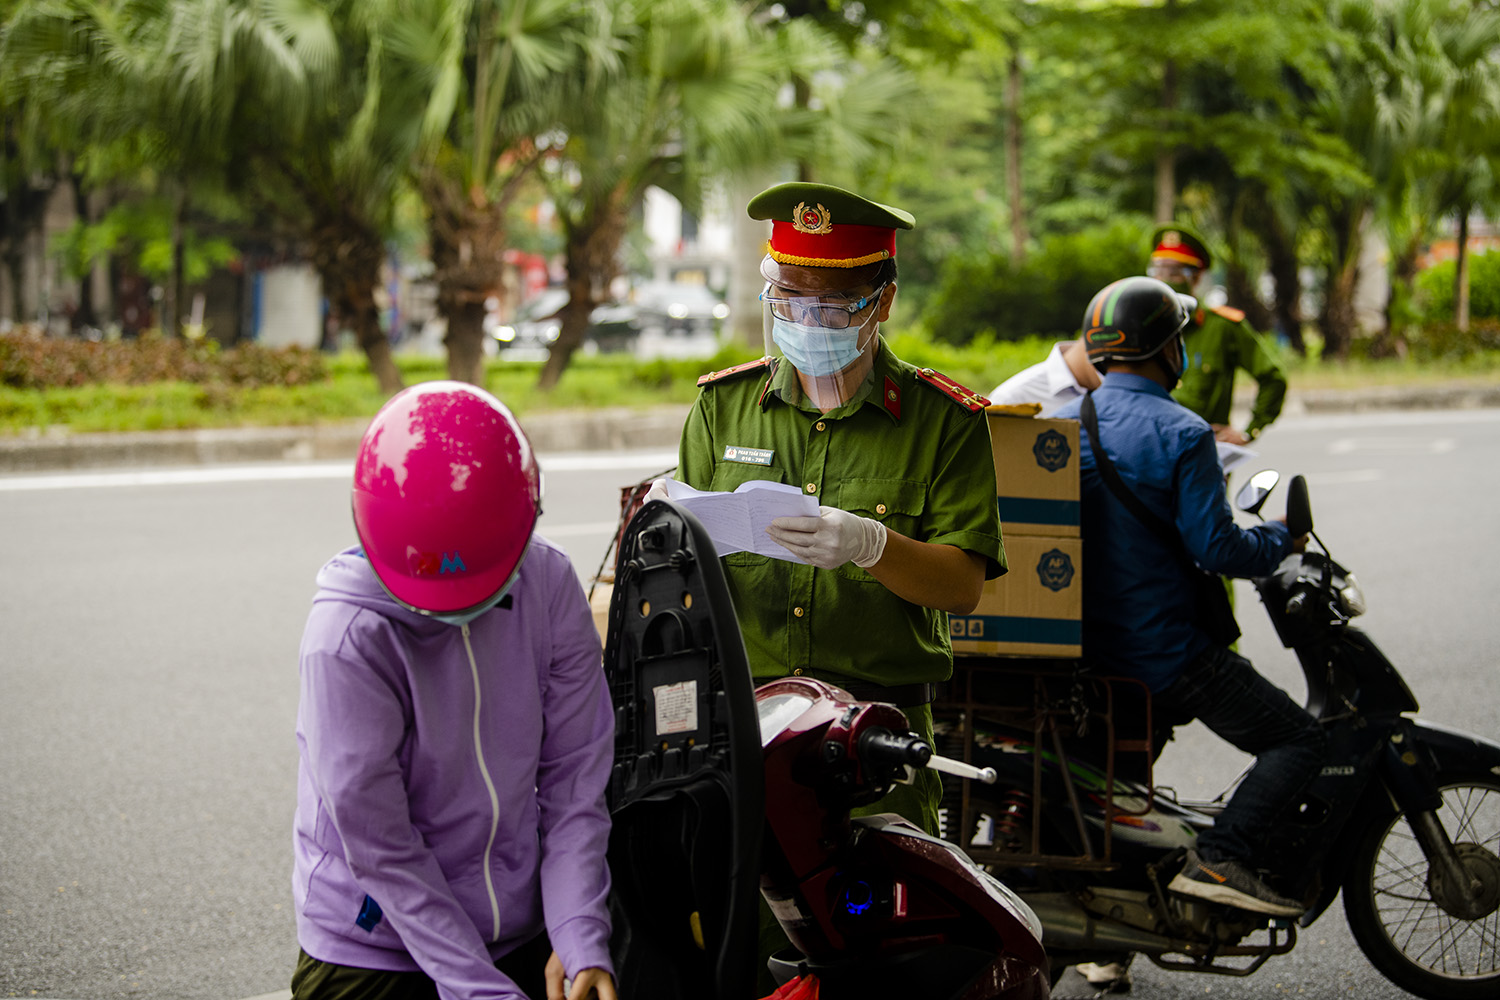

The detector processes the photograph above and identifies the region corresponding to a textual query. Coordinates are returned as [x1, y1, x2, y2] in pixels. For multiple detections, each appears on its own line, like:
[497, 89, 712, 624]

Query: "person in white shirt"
[988, 337, 1100, 414]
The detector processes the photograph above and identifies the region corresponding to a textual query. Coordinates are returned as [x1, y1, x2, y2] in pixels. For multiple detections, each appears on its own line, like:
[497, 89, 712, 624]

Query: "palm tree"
[386, 0, 622, 386]
[3, 0, 337, 337]
[236, 0, 420, 394]
[535, 0, 785, 390]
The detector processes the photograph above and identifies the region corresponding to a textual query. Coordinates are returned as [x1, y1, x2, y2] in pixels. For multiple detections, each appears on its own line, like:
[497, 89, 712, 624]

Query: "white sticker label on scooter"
[653, 681, 698, 735]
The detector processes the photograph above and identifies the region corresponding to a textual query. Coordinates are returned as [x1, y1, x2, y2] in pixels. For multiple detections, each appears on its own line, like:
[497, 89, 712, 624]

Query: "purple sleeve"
[535, 565, 616, 978]
[300, 639, 530, 1000]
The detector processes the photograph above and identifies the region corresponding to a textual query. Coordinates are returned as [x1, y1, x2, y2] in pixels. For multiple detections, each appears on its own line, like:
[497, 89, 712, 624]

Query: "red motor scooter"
[602, 499, 1050, 1000]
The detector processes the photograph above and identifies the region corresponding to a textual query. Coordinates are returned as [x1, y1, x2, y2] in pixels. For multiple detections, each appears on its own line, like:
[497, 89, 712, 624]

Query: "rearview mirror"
[1234, 469, 1280, 516]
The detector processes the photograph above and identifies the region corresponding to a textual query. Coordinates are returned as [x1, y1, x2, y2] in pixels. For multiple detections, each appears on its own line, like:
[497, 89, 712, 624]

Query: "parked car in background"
[623, 281, 729, 359]
[489, 288, 567, 361]
[491, 282, 730, 360]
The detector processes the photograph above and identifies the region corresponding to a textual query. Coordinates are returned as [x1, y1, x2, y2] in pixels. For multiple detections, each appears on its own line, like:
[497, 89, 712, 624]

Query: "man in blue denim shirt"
[1054, 277, 1324, 920]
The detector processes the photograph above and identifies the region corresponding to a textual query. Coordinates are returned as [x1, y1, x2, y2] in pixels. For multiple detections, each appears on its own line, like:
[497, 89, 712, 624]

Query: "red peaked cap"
[748, 182, 914, 293]
[1149, 223, 1212, 270]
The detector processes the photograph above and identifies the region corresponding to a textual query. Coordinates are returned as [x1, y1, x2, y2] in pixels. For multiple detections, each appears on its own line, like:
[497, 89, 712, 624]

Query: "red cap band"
[768, 220, 896, 268]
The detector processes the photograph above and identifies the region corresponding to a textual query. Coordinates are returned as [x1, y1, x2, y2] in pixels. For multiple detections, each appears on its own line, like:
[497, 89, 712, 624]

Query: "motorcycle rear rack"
[935, 657, 1157, 868]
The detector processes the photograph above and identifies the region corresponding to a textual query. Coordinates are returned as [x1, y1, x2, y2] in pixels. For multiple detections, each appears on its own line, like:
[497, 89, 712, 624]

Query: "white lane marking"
[1327, 437, 1456, 455]
[1307, 469, 1385, 485]
[0, 450, 679, 492]
[1276, 407, 1500, 432]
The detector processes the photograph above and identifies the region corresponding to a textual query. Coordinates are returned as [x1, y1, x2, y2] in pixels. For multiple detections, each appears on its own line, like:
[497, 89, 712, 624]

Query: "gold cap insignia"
[1162, 231, 1182, 247]
[792, 202, 834, 235]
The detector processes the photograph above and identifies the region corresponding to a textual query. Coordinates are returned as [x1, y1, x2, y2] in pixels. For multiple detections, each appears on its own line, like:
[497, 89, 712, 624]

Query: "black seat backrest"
[603, 500, 762, 1000]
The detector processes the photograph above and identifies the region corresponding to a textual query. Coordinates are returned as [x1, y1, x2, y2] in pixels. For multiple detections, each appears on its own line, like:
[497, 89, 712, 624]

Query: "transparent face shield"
[760, 281, 888, 410]
[1146, 259, 1202, 296]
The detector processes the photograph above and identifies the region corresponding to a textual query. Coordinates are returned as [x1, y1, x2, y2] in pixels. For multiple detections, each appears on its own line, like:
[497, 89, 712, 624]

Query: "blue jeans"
[1156, 645, 1326, 867]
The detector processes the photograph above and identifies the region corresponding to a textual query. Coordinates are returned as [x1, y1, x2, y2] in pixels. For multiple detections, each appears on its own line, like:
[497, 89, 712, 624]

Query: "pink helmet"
[352, 381, 541, 617]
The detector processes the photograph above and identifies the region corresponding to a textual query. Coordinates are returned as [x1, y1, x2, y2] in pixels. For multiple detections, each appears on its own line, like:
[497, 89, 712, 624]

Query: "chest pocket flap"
[836, 477, 925, 521]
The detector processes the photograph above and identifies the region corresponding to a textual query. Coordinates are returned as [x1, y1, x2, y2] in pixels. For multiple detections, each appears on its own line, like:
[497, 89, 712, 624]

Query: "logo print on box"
[1033, 428, 1071, 472]
[1036, 549, 1075, 592]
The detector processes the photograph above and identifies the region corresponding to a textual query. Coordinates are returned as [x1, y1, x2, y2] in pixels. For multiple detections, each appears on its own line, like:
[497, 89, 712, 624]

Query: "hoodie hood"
[313, 545, 458, 633]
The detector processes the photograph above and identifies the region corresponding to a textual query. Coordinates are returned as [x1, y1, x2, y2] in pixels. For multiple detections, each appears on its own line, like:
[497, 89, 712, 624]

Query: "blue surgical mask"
[772, 316, 867, 377]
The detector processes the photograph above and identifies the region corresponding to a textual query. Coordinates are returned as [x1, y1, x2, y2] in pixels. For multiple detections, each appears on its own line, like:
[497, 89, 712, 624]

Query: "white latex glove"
[766, 505, 888, 570]
[644, 477, 671, 502]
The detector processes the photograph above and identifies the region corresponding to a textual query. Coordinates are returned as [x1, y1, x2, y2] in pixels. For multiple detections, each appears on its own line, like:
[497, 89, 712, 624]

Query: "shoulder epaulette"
[1209, 304, 1247, 324]
[697, 357, 773, 388]
[915, 368, 989, 413]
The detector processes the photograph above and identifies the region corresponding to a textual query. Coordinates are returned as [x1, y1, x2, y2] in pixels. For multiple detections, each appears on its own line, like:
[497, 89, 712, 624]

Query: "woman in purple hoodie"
[291, 382, 617, 1000]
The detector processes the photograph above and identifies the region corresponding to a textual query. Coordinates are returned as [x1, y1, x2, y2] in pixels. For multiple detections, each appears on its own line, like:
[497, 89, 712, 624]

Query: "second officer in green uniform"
[665, 181, 1006, 836]
[1148, 223, 1288, 445]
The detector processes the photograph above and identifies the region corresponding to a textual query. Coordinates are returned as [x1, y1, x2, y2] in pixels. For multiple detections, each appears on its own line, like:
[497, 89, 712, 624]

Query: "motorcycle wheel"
[1343, 773, 1500, 1000]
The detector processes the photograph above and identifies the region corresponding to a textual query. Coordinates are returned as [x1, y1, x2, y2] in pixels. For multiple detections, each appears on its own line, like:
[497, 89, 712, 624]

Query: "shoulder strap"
[1079, 392, 1179, 548]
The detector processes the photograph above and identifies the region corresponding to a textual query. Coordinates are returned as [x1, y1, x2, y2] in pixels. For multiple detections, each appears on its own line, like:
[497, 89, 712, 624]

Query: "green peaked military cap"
[748, 182, 914, 291]
[1149, 222, 1212, 270]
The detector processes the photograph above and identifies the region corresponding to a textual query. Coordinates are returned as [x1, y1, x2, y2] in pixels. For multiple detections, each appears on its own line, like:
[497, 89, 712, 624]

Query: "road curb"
[0, 405, 693, 474]
[3, 386, 1499, 474]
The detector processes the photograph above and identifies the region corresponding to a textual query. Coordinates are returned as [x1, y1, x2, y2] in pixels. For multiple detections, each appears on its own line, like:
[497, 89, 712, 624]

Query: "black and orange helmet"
[1081, 277, 1196, 370]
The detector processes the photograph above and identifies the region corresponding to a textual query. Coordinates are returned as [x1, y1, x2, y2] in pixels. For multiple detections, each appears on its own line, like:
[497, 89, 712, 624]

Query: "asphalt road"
[2, 410, 1498, 1000]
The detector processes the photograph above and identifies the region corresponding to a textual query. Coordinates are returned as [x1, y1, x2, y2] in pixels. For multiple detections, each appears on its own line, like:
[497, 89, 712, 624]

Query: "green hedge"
[1414, 251, 1500, 323]
[0, 331, 327, 390]
[919, 220, 1149, 345]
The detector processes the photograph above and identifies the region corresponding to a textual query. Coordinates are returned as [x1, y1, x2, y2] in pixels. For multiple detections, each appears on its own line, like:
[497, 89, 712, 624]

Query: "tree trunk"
[1225, 263, 1273, 333]
[1455, 209, 1471, 332]
[539, 189, 629, 391]
[70, 173, 99, 331]
[307, 217, 404, 396]
[1005, 46, 1028, 263]
[1375, 234, 1421, 359]
[1155, 0, 1178, 225]
[164, 182, 186, 336]
[1255, 203, 1304, 354]
[423, 171, 510, 388]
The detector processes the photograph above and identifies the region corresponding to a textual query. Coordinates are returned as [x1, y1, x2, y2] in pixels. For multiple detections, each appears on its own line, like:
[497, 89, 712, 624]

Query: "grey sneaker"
[1168, 849, 1304, 917]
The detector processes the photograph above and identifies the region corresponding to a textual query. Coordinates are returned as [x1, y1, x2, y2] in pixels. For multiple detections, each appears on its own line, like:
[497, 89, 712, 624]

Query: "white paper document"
[662, 478, 820, 563]
[1216, 440, 1257, 474]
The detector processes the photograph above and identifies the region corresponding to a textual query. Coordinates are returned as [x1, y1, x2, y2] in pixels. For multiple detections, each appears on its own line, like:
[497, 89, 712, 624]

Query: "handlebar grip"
[858, 727, 933, 769]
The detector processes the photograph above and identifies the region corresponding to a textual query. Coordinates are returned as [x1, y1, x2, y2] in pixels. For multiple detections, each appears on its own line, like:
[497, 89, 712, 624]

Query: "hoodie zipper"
[461, 622, 503, 941]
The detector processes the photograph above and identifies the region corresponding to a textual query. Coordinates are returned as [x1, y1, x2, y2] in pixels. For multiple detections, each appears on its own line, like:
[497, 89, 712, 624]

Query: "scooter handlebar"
[858, 727, 933, 769]
[925, 754, 998, 784]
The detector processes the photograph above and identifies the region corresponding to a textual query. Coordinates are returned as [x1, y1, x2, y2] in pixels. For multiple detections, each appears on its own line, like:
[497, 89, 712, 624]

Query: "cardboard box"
[988, 410, 1080, 537]
[950, 533, 1082, 658]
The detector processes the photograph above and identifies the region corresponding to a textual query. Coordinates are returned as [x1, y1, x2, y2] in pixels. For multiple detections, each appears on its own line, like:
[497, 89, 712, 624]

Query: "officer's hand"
[1213, 424, 1251, 446]
[766, 506, 887, 570]
[644, 477, 671, 503]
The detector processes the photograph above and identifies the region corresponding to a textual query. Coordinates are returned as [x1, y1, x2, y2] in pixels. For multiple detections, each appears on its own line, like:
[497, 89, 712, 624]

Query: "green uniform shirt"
[1173, 307, 1288, 437]
[678, 339, 1006, 688]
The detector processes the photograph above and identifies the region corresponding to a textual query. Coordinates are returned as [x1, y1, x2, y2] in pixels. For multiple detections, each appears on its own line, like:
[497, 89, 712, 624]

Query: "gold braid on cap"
[765, 241, 892, 268]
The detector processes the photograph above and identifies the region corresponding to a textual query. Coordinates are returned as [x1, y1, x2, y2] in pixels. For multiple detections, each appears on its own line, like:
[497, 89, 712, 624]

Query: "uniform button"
[805, 483, 818, 494]
[792, 668, 804, 676]
[815, 421, 826, 431]
[793, 607, 805, 617]
[876, 503, 887, 515]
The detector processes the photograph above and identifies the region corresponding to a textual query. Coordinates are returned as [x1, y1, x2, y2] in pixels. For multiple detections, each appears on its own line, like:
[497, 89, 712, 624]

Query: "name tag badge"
[723, 445, 774, 466]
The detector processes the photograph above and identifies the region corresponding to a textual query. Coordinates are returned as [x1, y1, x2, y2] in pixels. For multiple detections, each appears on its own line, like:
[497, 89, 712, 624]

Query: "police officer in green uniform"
[661, 181, 1006, 837]
[1147, 224, 1288, 445]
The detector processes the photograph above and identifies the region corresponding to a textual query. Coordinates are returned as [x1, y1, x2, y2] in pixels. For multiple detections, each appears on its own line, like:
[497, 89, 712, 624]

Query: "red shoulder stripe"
[915, 368, 989, 413]
[697, 357, 773, 388]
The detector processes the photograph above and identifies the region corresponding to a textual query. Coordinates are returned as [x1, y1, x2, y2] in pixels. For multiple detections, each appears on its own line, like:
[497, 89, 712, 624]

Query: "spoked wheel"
[1344, 775, 1500, 1000]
